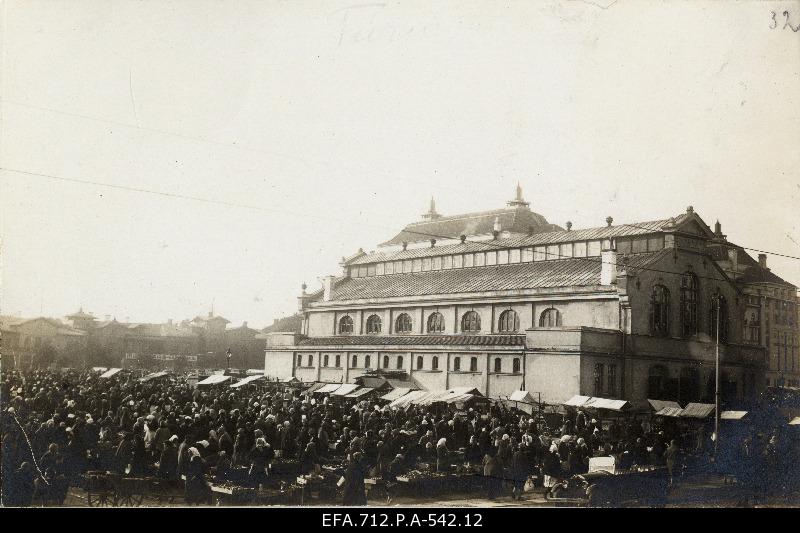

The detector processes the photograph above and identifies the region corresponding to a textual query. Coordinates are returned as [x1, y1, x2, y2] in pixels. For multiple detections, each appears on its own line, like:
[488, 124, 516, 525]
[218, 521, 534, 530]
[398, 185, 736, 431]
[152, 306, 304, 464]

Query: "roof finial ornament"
[606, 216, 613, 227]
[566, 221, 572, 231]
[422, 196, 442, 221]
[506, 182, 530, 208]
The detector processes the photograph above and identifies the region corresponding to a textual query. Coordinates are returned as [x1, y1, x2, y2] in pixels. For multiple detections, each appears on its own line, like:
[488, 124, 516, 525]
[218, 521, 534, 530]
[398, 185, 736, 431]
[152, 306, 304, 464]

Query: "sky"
[1, 0, 799, 328]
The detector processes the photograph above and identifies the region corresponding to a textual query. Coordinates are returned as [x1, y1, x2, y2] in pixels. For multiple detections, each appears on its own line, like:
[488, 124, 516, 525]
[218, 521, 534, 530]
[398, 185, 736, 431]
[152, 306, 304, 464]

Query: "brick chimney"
[758, 253, 768, 270]
[601, 247, 618, 285]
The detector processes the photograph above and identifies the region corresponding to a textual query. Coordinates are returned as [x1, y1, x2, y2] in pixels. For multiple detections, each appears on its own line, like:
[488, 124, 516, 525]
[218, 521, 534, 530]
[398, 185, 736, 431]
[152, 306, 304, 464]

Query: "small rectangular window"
[376, 262, 385, 276]
[358, 266, 368, 277]
[421, 258, 431, 271]
[522, 247, 534, 262]
[403, 260, 412, 273]
[509, 249, 521, 263]
[498, 250, 509, 264]
[443, 255, 452, 269]
[432, 256, 442, 270]
[464, 253, 474, 268]
[617, 239, 632, 255]
[367, 264, 376, 276]
[412, 259, 422, 272]
[394, 261, 403, 274]
[573, 242, 587, 257]
[559, 243, 573, 258]
[385, 262, 393, 275]
[587, 241, 602, 256]
[533, 246, 546, 261]
[486, 251, 497, 265]
[632, 238, 648, 254]
[475, 253, 485, 266]
[546, 244, 559, 260]
[453, 254, 463, 268]
[648, 236, 664, 251]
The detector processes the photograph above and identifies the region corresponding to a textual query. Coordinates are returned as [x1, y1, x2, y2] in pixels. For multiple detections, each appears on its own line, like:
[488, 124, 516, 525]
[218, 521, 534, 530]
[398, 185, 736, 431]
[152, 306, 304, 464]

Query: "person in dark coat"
[664, 439, 682, 487]
[185, 447, 211, 505]
[342, 452, 368, 506]
[511, 443, 533, 500]
[4, 462, 36, 507]
[158, 436, 179, 481]
[483, 452, 504, 500]
[248, 438, 274, 488]
[435, 438, 451, 473]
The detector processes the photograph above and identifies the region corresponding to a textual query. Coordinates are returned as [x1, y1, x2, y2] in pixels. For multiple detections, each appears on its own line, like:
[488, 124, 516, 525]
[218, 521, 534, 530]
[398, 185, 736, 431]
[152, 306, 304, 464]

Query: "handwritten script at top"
[770, 10, 800, 32]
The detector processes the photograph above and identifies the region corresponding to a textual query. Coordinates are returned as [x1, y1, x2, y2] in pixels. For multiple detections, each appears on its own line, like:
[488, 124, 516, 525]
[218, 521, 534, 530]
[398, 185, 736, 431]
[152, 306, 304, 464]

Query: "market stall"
[99, 368, 123, 379]
[196, 374, 232, 387]
[229, 374, 266, 388]
[139, 370, 171, 383]
[379, 387, 412, 403]
[330, 383, 360, 398]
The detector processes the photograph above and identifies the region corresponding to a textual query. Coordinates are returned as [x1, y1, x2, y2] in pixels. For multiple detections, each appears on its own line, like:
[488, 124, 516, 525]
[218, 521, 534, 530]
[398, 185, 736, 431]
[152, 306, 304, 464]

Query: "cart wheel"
[116, 493, 145, 507]
[87, 491, 114, 507]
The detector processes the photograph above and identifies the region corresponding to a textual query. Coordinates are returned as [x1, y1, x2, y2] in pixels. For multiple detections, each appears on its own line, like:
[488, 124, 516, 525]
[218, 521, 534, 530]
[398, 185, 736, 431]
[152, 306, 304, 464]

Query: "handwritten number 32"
[771, 11, 800, 32]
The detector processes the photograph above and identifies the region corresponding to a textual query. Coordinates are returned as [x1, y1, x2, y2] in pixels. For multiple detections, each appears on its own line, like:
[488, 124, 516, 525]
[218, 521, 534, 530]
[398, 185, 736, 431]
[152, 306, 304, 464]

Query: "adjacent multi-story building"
[265, 188, 776, 407]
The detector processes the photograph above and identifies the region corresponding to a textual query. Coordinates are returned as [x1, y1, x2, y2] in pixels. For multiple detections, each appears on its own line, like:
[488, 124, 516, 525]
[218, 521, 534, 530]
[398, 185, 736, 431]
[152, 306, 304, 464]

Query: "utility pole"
[714, 293, 721, 458]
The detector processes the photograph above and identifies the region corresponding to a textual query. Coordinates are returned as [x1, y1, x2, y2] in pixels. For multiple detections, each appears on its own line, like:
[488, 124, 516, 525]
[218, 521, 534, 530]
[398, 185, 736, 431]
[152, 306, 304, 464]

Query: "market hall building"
[264, 187, 788, 408]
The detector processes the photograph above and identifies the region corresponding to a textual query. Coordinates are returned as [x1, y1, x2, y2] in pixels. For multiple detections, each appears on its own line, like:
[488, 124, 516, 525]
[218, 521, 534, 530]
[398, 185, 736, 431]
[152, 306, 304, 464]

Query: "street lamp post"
[226, 348, 232, 372]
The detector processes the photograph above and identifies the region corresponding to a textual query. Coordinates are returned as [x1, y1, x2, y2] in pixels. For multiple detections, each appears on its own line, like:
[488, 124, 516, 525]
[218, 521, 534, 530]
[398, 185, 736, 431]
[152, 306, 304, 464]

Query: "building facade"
[265, 190, 776, 407]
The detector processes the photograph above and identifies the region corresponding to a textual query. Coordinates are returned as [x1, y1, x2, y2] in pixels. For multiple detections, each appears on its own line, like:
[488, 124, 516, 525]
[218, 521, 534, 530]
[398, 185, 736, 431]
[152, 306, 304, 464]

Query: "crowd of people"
[1, 369, 797, 507]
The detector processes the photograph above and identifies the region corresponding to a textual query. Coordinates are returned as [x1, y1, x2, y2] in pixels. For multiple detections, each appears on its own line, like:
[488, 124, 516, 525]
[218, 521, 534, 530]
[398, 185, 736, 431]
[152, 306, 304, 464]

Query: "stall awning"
[229, 375, 266, 388]
[648, 399, 681, 412]
[720, 411, 748, 420]
[564, 395, 591, 407]
[380, 388, 412, 401]
[789, 417, 800, 426]
[305, 382, 329, 394]
[679, 403, 715, 419]
[197, 374, 232, 386]
[509, 390, 535, 403]
[388, 389, 430, 408]
[345, 387, 375, 398]
[655, 407, 684, 418]
[139, 371, 170, 382]
[582, 397, 630, 411]
[316, 383, 343, 394]
[91, 367, 108, 373]
[100, 368, 122, 379]
[331, 384, 360, 396]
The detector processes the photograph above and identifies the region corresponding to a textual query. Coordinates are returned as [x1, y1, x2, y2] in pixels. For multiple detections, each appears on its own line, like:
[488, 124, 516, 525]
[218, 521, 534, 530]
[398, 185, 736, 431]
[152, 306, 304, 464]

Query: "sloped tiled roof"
[325, 251, 667, 301]
[298, 334, 526, 346]
[353, 214, 691, 266]
[380, 206, 562, 247]
[262, 313, 304, 334]
[738, 265, 795, 287]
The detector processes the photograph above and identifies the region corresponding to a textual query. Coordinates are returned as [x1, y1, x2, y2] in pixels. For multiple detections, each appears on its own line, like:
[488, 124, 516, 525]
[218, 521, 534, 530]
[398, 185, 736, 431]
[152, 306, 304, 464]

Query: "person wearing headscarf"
[158, 435, 179, 481]
[435, 438, 451, 473]
[511, 442, 533, 500]
[249, 438, 274, 488]
[342, 451, 367, 506]
[185, 447, 210, 505]
[483, 450, 503, 500]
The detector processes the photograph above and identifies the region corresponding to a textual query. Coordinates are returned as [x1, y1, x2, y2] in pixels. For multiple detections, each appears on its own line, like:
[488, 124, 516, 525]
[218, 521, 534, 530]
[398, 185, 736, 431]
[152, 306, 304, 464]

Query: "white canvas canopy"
[564, 395, 591, 407]
[380, 388, 412, 401]
[387, 389, 430, 408]
[345, 387, 375, 398]
[582, 397, 630, 411]
[655, 407, 684, 418]
[316, 383, 343, 394]
[331, 384, 360, 396]
[99, 368, 122, 379]
[648, 399, 681, 412]
[139, 370, 170, 382]
[229, 375, 266, 388]
[720, 411, 748, 420]
[91, 367, 108, 373]
[509, 390, 535, 403]
[197, 374, 232, 386]
[789, 417, 800, 426]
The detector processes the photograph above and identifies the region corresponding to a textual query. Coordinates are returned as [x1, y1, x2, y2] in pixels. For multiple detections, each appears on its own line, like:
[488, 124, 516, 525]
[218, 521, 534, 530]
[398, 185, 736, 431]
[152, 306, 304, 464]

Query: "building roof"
[379, 205, 563, 247]
[66, 308, 96, 320]
[262, 314, 304, 334]
[351, 213, 693, 266]
[297, 334, 526, 347]
[325, 251, 667, 301]
[737, 265, 795, 287]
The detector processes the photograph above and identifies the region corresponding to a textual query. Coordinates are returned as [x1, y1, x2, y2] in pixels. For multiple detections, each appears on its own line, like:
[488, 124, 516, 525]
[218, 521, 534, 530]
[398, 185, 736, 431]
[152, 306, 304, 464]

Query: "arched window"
[454, 357, 461, 371]
[650, 285, 670, 337]
[513, 358, 521, 373]
[395, 313, 413, 333]
[352, 354, 358, 368]
[338, 315, 354, 334]
[539, 308, 562, 327]
[307, 354, 313, 367]
[432, 356, 439, 371]
[470, 357, 478, 372]
[335, 354, 341, 367]
[498, 310, 520, 333]
[461, 311, 481, 333]
[427, 312, 445, 333]
[396, 356, 403, 369]
[680, 272, 699, 336]
[416, 355, 423, 370]
[710, 294, 729, 343]
[366, 314, 382, 334]
[323, 354, 329, 367]
[364, 354, 371, 368]
[382, 355, 389, 368]
[493, 358, 502, 373]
